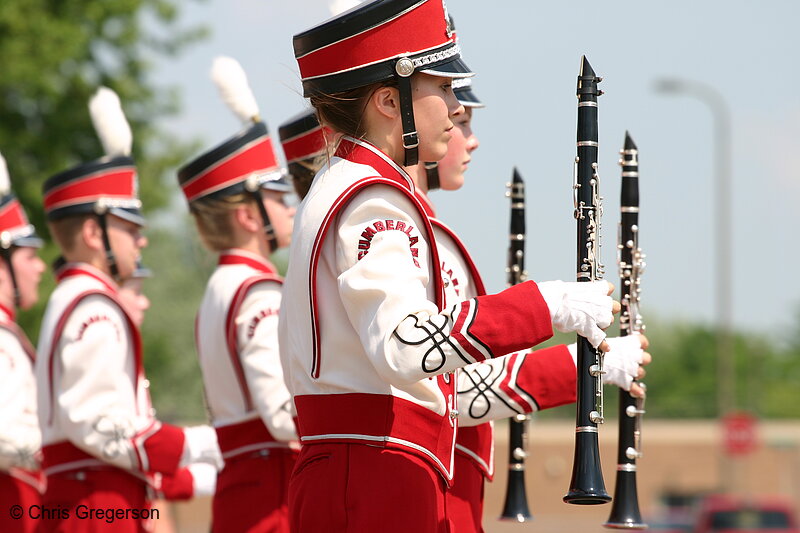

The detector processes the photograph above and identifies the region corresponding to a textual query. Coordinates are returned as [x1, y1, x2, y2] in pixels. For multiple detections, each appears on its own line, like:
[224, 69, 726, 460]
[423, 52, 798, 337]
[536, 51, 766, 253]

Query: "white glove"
[188, 462, 218, 497]
[0, 439, 40, 471]
[538, 280, 614, 348]
[182, 425, 223, 470]
[600, 334, 644, 391]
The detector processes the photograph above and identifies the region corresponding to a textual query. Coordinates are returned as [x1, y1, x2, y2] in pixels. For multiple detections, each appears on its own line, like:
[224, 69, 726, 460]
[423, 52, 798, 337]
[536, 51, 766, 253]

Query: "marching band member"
[176, 57, 297, 533]
[412, 78, 651, 532]
[115, 263, 218, 526]
[117, 263, 152, 329]
[280, 1, 619, 531]
[278, 109, 328, 201]
[36, 87, 221, 533]
[0, 151, 46, 533]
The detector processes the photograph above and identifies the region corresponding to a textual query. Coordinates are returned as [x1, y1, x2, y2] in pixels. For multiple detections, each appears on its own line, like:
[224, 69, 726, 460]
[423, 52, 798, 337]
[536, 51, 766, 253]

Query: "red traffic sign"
[723, 411, 758, 456]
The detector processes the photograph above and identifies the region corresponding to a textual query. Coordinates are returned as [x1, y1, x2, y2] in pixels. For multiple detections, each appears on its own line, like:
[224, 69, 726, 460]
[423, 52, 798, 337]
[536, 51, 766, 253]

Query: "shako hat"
[177, 56, 290, 205]
[1, 150, 43, 307]
[278, 109, 327, 165]
[452, 76, 484, 108]
[446, 16, 482, 109]
[293, 0, 473, 166]
[43, 88, 144, 226]
[293, 0, 472, 95]
[0, 152, 42, 250]
[278, 109, 328, 199]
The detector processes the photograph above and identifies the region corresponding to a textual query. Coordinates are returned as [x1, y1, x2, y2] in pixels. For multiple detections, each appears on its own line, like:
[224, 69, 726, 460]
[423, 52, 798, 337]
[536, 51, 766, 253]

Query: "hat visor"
[455, 87, 485, 108]
[109, 207, 146, 227]
[259, 172, 294, 193]
[12, 235, 44, 249]
[262, 181, 294, 193]
[419, 57, 474, 79]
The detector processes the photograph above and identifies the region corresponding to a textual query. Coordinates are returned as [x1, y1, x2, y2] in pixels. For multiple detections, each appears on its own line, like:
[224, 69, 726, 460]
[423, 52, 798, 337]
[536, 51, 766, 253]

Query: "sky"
[149, 0, 800, 336]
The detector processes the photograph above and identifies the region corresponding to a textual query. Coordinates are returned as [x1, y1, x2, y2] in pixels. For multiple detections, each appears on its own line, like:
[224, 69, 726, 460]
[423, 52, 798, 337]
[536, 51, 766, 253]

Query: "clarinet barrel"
[605, 132, 647, 529]
[499, 168, 533, 522]
[563, 55, 611, 506]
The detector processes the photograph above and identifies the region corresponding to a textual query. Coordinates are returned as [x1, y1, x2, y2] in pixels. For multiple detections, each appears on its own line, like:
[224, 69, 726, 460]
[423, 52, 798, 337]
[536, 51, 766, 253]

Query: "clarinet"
[499, 167, 533, 522]
[563, 56, 611, 506]
[604, 131, 647, 529]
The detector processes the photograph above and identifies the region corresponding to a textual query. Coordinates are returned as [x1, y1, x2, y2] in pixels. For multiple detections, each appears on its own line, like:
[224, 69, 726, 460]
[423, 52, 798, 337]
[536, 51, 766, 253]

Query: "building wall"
[482, 419, 800, 533]
[166, 419, 800, 533]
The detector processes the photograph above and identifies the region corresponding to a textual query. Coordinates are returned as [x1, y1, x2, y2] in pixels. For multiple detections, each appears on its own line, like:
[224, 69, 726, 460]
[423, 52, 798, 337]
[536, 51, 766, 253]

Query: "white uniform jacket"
[417, 193, 577, 480]
[279, 137, 555, 482]
[0, 304, 44, 491]
[196, 249, 297, 461]
[36, 263, 185, 480]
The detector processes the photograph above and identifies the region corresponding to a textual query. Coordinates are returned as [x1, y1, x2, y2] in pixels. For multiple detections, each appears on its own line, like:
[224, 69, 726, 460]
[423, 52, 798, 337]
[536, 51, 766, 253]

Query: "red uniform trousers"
[289, 442, 453, 533]
[446, 453, 486, 533]
[212, 447, 298, 533]
[36, 468, 152, 533]
[1, 471, 42, 533]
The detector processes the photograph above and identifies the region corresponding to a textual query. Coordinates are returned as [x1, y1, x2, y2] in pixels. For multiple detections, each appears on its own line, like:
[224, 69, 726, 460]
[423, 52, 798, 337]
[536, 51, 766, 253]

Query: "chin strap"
[395, 58, 419, 167]
[95, 213, 119, 281]
[0, 246, 20, 308]
[245, 179, 278, 253]
[424, 162, 440, 190]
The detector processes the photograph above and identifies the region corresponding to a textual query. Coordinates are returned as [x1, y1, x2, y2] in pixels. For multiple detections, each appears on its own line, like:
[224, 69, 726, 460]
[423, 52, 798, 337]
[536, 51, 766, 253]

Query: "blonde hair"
[189, 193, 255, 251]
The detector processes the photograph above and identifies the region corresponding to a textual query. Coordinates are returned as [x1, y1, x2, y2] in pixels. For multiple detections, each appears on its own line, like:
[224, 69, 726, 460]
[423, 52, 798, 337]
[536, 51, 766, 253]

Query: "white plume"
[329, 0, 362, 16]
[211, 56, 260, 124]
[88, 87, 133, 157]
[0, 151, 9, 195]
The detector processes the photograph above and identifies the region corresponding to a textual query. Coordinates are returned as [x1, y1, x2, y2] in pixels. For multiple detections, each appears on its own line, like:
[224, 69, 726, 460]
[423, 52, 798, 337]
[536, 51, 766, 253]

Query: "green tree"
[523, 311, 800, 420]
[0, 0, 206, 228]
[137, 223, 216, 423]
[755, 305, 800, 418]
[640, 319, 720, 418]
[0, 0, 209, 422]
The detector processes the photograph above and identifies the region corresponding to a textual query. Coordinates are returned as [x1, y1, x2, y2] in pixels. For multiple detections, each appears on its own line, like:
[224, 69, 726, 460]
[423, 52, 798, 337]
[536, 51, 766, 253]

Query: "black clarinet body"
[605, 132, 647, 529]
[499, 167, 533, 522]
[563, 56, 611, 506]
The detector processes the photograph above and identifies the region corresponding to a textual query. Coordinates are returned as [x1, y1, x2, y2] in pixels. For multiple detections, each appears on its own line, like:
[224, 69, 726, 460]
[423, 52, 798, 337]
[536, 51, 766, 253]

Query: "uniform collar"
[55, 262, 118, 294]
[335, 136, 415, 193]
[0, 302, 14, 323]
[414, 189, 437, 218]
[218, 248, 277, 275]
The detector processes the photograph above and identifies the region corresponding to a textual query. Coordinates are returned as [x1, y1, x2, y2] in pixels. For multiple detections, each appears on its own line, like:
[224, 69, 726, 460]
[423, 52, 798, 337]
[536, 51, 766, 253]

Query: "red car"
[693, 494, 799, 533]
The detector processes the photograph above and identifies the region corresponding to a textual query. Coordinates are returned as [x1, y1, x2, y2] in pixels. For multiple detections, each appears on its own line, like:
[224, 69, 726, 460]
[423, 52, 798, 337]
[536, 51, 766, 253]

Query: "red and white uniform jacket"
[36, 263, 186, 481]
[196, 249, 297, 461]
[417, 193, 577, 480]
[0, 304, 44, 491]
[279, 137, 555, 482]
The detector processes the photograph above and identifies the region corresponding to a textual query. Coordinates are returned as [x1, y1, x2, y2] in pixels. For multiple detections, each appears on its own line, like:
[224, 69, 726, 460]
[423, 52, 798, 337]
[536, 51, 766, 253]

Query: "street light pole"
[655, 78, 734, 418]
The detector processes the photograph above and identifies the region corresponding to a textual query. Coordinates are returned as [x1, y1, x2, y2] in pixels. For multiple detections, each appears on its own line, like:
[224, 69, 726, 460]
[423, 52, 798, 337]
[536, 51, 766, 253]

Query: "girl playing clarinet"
[280, 1, 623, 531]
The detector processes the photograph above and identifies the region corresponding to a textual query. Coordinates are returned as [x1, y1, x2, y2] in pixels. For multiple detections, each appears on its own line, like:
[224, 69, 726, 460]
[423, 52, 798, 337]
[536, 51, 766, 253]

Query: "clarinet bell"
[603, 469, 646, 529]
[563, 431, 612, 505]
[499, 465, 533, 522]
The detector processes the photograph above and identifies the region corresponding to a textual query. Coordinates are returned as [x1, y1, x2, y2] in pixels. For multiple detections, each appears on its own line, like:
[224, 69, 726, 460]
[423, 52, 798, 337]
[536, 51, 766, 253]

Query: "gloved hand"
[181, 425, 223, 470]
[188, 462, 218, 497]
[601, 334, 645, 391]
[538, 280, 616, 349]
[0, 439, 40, 471]
[566, 333, 650, 397]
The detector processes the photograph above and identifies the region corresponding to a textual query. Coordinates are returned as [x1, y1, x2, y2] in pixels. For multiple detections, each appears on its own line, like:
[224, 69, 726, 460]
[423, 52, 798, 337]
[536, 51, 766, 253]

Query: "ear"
[370, 85, 401, 120]
[82, 217, 105, 251]
[233, 202, 261, 234]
